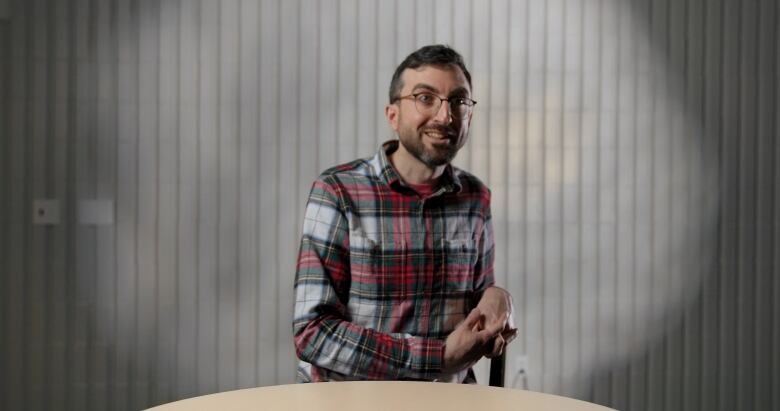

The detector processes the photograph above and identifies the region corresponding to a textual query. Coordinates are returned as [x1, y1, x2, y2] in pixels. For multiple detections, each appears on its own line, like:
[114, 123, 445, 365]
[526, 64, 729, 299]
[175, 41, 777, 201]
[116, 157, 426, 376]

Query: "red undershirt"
[406, 181, 437, 198]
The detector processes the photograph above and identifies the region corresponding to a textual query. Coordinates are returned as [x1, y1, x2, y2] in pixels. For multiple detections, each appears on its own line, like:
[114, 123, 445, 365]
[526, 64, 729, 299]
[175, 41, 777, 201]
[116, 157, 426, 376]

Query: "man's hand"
[476, 286, 518, 357]
[442, 308, 507, 374]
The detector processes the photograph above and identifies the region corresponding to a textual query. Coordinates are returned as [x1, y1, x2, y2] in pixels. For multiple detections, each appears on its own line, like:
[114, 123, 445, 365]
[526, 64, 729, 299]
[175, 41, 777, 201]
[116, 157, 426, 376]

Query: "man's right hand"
[441, 308, 508, 374]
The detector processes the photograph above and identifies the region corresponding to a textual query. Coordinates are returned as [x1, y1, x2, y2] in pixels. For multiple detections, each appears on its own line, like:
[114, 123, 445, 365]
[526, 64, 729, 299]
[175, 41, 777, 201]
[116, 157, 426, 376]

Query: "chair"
[488, 351, 505, 387]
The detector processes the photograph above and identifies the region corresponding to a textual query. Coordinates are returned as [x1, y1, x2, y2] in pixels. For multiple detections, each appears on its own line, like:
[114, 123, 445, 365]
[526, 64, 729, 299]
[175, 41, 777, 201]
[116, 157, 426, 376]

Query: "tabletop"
[147, 381, 616, 411]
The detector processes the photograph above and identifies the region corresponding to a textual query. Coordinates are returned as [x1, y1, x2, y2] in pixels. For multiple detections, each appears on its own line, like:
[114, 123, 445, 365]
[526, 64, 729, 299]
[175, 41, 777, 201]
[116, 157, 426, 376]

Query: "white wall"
[1, 0, 778, 410]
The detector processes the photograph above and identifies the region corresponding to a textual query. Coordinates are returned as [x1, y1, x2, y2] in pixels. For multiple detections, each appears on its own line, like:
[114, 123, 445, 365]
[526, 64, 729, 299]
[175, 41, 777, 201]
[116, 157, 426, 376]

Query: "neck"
[389, 143, 446, 185]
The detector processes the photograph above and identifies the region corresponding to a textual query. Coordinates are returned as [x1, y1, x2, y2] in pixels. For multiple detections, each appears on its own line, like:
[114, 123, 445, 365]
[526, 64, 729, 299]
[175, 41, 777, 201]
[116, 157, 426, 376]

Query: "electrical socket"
[514, 354, 529, 375]
[33, 199, 60, 225]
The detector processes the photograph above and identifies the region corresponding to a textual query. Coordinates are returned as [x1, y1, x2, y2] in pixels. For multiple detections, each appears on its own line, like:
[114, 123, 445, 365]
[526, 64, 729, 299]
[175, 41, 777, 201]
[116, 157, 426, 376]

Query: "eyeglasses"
[394, 92, 477, 119]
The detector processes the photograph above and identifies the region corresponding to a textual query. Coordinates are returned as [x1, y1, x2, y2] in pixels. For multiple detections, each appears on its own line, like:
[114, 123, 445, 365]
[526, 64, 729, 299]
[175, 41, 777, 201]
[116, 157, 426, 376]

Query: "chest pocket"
[349, 232, 409, 301]
[441, 238, 478, 294]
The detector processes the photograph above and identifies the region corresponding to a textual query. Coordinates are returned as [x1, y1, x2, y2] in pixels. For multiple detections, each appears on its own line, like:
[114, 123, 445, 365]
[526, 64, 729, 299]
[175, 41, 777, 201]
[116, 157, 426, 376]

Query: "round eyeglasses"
[394, 92, 477, 119]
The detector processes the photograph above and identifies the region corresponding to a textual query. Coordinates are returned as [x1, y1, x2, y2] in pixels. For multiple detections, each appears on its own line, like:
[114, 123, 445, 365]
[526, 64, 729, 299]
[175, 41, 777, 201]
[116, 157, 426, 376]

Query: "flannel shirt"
[292, 140, 495, 382]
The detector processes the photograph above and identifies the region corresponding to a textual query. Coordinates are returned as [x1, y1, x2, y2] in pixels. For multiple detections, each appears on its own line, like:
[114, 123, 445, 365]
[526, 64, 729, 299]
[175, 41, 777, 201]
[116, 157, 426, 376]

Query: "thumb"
[462, 307, 483, 328]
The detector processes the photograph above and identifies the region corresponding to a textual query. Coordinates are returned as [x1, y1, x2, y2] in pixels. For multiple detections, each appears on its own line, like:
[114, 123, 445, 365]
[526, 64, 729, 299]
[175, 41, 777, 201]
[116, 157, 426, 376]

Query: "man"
[293, 45, 516, 383]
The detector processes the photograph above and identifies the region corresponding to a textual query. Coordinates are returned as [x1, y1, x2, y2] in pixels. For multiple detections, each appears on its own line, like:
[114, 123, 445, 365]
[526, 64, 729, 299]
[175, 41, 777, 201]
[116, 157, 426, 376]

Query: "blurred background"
[0, 0, 777, 410]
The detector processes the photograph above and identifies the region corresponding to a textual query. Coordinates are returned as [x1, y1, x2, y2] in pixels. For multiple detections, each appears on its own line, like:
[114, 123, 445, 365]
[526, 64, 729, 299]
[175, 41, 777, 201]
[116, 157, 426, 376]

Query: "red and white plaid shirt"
[293, 141, 495, 382]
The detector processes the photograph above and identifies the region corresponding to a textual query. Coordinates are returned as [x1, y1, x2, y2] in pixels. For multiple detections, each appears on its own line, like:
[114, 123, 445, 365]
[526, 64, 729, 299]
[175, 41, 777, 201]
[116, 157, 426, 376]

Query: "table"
[147, 381, 615, 410]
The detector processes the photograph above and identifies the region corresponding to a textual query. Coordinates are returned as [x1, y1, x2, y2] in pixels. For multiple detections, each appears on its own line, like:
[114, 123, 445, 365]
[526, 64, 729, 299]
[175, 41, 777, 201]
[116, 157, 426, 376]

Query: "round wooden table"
[147, 381, 615, 411]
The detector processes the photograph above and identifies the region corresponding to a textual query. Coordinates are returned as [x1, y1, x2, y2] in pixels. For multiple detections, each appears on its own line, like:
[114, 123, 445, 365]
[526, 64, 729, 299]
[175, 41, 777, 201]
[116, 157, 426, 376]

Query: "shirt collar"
[373, 140, 463, 194]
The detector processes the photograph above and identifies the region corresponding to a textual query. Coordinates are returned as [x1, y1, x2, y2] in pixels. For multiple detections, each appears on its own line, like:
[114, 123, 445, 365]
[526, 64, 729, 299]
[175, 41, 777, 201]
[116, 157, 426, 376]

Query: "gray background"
[0, 0, 777, 410]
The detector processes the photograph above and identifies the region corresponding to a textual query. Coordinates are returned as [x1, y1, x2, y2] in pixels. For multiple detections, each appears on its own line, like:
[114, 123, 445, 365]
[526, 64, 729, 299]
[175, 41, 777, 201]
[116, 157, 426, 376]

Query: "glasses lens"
[413, 93, 473, 119]
[414, 93, 439, 115]
[452, 102, 468, 118]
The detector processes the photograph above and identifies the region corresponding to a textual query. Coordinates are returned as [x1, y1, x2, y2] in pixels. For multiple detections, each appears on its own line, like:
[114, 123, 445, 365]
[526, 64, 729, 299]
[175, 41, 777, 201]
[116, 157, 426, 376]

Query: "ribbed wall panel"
[0, 1, 777, 410]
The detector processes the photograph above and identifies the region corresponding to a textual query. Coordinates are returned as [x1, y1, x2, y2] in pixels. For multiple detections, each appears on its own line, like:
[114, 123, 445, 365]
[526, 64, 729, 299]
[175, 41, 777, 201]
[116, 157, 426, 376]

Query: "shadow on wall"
[578, 0, 776, 409]
[503, 0, 724, 405]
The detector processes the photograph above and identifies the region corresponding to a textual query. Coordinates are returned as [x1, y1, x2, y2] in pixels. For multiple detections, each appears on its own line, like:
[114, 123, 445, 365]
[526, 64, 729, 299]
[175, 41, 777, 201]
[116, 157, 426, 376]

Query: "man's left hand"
[475, 286, 517, 357]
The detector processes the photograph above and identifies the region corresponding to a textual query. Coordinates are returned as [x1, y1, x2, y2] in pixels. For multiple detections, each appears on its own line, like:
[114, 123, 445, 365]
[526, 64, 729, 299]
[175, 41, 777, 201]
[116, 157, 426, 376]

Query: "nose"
[433, 99, 453, 124]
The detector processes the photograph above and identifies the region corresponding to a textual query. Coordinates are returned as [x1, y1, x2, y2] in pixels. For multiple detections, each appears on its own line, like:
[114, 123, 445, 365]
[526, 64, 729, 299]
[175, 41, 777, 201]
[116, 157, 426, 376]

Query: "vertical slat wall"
[0, 0, 778, 410]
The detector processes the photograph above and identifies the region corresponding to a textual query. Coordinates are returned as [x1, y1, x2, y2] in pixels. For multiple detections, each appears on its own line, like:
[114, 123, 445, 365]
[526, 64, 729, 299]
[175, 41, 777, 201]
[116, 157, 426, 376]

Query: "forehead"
[400, 64, 471, 95]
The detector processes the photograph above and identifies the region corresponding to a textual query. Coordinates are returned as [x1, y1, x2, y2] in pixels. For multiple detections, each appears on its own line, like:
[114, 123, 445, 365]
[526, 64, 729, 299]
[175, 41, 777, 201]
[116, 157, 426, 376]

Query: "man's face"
[386, 65, 473, 168]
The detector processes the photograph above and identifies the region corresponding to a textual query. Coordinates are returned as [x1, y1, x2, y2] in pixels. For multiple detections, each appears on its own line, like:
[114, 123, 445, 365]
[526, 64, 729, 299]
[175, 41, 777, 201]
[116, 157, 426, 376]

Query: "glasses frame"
[394, 92, 477, 119]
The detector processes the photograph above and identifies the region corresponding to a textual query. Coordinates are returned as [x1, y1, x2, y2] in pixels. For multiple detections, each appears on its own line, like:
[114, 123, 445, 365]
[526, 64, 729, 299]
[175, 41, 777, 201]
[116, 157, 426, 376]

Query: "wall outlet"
[514, 354, 529, 375]
[32, 199, 60, 225]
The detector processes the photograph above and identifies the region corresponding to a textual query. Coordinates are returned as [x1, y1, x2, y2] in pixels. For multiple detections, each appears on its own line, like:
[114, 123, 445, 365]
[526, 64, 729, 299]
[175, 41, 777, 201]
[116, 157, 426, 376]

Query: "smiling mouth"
[424, 130, 455, 142]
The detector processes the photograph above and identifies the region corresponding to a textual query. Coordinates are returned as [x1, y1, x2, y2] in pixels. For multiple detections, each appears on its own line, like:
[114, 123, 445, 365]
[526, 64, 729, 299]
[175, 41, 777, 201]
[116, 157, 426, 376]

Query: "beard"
[397, 123, 465, 168]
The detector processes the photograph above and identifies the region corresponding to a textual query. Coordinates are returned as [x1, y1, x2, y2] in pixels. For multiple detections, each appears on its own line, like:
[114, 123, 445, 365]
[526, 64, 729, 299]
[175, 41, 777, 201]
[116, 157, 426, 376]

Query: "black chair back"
[488, 352, 505, 387]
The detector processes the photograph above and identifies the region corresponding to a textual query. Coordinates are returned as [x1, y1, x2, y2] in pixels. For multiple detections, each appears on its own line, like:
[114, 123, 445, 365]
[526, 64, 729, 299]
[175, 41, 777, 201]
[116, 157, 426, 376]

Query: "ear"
[385, 103, 400, 132]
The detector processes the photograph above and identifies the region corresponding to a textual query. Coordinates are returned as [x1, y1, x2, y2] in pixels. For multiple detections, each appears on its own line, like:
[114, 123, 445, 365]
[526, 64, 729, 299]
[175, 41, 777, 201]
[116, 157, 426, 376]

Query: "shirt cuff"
[406, 336, 445, 379]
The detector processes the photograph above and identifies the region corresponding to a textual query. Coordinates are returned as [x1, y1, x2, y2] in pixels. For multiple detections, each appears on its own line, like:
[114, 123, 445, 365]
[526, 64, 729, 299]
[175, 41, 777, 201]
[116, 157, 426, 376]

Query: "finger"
[472, 310, 487, 332]
[492, 335, 505, 357]
[501, 328, 519, 345]
[471, 316, 484, 332]
[462, 307, 483, 328]
[482, 311, 508, 336]
[484, 335, 505, 358]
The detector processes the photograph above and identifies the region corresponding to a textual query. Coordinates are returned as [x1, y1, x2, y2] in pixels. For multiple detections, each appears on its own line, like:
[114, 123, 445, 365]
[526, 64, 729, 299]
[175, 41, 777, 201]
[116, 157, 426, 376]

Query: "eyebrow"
[410, 83, 470, 97]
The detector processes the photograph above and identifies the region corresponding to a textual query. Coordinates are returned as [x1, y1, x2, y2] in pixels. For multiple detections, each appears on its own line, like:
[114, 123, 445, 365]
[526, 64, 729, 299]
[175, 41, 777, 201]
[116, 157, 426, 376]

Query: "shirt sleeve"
[472, 189, 496, 302]
[292, 176, 445, 381]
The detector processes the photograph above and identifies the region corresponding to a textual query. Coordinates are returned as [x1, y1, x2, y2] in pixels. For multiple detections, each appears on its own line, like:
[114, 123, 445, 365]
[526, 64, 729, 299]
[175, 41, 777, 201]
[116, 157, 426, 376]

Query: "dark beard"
[398, 126, 460, 168]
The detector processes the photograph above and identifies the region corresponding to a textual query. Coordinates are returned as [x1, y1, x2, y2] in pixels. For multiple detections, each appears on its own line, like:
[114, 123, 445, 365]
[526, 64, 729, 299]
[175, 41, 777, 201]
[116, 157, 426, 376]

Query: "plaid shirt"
[293, 141, 495, 382]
